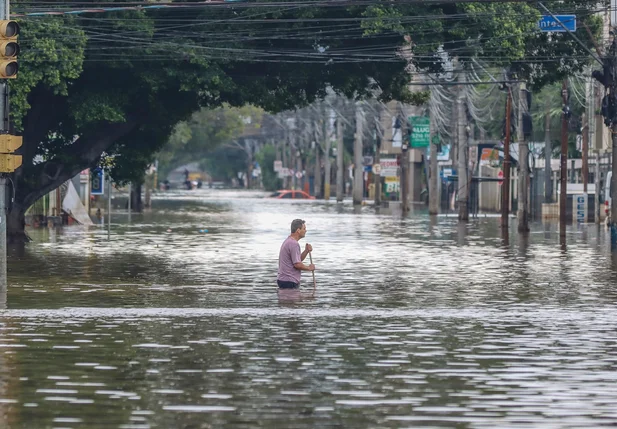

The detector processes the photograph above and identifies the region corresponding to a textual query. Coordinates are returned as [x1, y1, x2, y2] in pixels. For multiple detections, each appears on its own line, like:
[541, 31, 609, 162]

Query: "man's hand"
[305, 243, 313, 252]
[308, 264, 316, 271]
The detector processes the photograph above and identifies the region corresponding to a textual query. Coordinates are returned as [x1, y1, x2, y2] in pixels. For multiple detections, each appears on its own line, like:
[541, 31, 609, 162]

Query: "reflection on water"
[1, 189, 617, 428]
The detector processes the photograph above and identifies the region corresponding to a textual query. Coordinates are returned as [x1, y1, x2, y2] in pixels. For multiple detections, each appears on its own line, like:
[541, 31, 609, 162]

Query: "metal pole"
[501, 89, 512, 228]
[560, 79, 569, 241]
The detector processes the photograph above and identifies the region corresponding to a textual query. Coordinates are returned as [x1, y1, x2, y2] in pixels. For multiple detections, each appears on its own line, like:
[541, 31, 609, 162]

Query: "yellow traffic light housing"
[0, 20, 18, 79]
[0, 134, 21, 153]
[0, 134, 22, 172]
[0, 154, 21, 172]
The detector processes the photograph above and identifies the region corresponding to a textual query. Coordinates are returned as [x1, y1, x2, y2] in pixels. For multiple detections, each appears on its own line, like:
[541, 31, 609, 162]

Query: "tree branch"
[20, 119, 138, 208]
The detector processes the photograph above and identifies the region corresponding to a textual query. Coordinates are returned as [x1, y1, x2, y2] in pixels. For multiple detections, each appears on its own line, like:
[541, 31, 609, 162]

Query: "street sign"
[409, 116, 430, 148]
[539, 15, 576, 32]
[295, 171, 303, 179]
[498, 170, 504, 186]
[380, 158, 399, 177]
[273, 160, 283, 172]
[442, 168, 453, 178]
[372, 163, 382, 175]
[91, 168, 105, 195]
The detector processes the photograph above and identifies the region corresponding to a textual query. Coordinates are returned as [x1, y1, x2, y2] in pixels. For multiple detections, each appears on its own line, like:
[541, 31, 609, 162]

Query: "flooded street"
[3, 189, 617, 428]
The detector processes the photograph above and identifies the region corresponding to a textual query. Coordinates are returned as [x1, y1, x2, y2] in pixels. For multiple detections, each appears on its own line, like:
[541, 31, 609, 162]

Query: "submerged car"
[268, 190, 315, 200]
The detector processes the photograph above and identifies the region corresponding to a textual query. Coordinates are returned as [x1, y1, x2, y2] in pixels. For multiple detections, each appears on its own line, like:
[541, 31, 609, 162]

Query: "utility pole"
[457, 72, 469, 221]
[429, 116, 439, 215]
[323, 108, 332, 200]
[582, 111, 589, 194]
[313, 124, 321, 199]
[560, 79, 569, 239]
[518, 82, 530, 232]
[544, 97, 552, 203]
[501, 89, 513, 228]
[353, 103, 364, 205]
[373, 121, 382, 207]
[0, 0, 20, 290]
[336, 112, 344, 202]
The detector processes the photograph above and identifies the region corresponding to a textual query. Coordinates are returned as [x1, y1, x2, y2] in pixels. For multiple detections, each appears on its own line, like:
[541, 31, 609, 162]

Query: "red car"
[269, 190, 315, 199]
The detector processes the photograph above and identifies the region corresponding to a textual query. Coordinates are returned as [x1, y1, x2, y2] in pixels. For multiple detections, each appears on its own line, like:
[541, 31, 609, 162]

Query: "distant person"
[277, 219, 315, 289]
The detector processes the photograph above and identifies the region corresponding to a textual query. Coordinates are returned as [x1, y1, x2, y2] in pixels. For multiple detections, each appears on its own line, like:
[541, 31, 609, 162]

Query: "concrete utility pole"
[544, 97, 552, 203]
[336, 112, 344, 202]
[324, 109, 332, 200]
[373, 121, 382, 207]
[582, 111, 589, 194]
[518, 82, 530, 232]
[313, 131, 321, 199]
[501, 89, 513, 228]
[560, 79, 569, 239]
[457, 72, 469, 221]
[353, 104, 364, 205]
[401, 116, 409, 213]
[429, 115, 439, 215]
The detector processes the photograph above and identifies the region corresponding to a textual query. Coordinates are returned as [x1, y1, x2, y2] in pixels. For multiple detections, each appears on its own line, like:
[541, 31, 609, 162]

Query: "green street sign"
[409, 116, 430, 148]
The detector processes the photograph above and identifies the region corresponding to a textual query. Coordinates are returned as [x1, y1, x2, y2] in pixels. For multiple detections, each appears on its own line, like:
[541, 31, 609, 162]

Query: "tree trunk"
[7, 203, 29, 244]
[131, 183, 143, 213]
[7, 119, 138, 242]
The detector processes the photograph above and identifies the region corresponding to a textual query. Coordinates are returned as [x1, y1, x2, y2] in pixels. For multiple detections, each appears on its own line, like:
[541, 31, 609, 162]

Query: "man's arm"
[301, 243, 313, 261]
[294, 262, 315, 271]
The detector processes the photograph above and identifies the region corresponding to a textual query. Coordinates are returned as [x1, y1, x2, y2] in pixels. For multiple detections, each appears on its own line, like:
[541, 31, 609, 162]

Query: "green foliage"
[10, 16, 87, 129]
[256, 144, 282, 191]
[7, 0, 607, 221]
[154, 105, 263, 181]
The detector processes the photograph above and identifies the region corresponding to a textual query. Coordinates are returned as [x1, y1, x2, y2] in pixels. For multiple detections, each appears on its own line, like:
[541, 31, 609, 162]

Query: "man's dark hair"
[291, 219, 305, 234]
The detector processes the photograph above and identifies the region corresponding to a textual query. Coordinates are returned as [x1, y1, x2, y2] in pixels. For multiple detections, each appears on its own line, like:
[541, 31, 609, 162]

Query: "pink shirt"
[278, 236, 302, 283]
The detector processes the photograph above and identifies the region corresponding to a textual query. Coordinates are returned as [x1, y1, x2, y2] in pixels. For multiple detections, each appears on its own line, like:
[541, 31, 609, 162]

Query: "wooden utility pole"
[336, 112, 344, 202]
[501, 89, 512, 228]
[518, 83, 530, 232]
[560, 79, 569, 238]
[457, 72, 469, 221]
[353, 104, 364, 205]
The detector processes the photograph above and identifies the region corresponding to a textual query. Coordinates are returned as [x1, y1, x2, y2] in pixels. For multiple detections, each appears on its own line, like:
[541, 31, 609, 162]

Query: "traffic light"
[0, 134, 22, 172]
[0, 20, 19, 79]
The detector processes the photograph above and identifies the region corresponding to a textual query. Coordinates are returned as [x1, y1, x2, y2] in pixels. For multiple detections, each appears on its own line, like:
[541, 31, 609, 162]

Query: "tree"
[7, 0, 604, 241]
[156, 105, 263, 181]
[256, 144, 282, 192]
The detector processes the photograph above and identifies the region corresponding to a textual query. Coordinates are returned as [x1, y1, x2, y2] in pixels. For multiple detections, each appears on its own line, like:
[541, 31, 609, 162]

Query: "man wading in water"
[277, 219, 315, 289]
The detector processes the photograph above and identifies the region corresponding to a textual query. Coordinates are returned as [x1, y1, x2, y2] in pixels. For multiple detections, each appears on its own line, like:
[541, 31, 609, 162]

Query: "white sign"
[372, 163, 382, 175]
[277, 168, 291, 178]
[573, 193, 587, 223]
[273, 160, 283, 172]
[295, 171, 303, 179]
[381, 158, 399, 177]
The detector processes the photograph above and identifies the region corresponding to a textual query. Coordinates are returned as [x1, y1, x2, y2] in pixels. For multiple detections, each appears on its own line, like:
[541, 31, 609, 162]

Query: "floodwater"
[2, 189, 617, 428]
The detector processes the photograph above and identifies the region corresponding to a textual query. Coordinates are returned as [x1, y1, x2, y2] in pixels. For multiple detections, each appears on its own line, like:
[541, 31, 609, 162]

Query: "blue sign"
[91, 168, 105, 195]
[539, 15, 576, 32]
